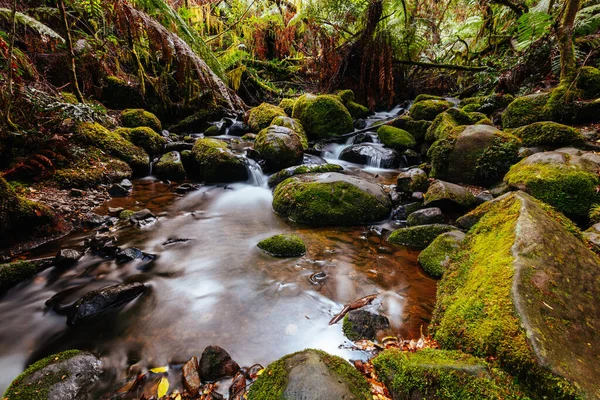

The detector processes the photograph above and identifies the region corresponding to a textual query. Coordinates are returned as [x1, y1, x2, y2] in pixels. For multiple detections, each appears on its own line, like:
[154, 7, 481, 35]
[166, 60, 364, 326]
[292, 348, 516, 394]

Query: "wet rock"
[130, 209, 157, 226]
[407, 207, 444, 226]
[292, 94, 354, 140]
[268, 163, 343, 188]
[339, 143, 402, 168]
[55, 249, 84, 268]
[247, 349, 370, 400]
[255, 126, 304, 171]
[354, 119, 367, 130]
[182, 356, 201, 393]
[423, 180, 477, 211]
[352, 132, 374, 144]
[257, 234, 306, 257]
[83, 212, 109, 227]
[342, 310, 390, 341]
[162, 238, 194, 246]
[303, 154, 327, 165]
[175, 183, 201, 194]
[66, 282, 147, 326]
[154, 151, 186, 180]
[475, 191, 494, 204]
[228, 121, 249, 137]
[199, 345, 240, 382]
[120, 179, 133, 189]
[188, 138, 248, 183]
[418, 230, 465, 278]
[401, 149, 421, 166]
[165, 142, 195, 152]
[387, 224, 456, 249]
[396, 168, 428, 193]
[115, 248, 154, 263]
[3, 350, 102, 400]
[246, 364, 264, 381]
[86, 234, 119, 258]
[108, 183, 129, 198]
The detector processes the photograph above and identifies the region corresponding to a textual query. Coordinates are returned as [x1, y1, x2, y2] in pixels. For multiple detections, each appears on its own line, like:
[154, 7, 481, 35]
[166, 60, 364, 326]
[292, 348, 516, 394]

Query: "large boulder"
[504, 148, 600, 217]
[273, 172, 391, 226]
[188, 138, 248, 183]
[154, 151, 186, 180]
[510, 121, 583, 147]
[423, 180, 477, 211]
[255, 126, 304, 171]
[425, 107, 478, 142]
[417, 230, 465, 278]
[3, 350, 102, 400]
[431, 191, 599, 399]
[247, 349, 370, 400]
[247, 103, 287, 132]
[292, 94, 354, 140]
[339, 143, 401, 168]
[376, 126, 416, 151]
[268, 163, 343, 188]
[115, 127, 166, 156]
[278, 98, 297, 116]
[409, 99, 452, 121]
[428, 125, 521, 185]
[270, 116, 308, 149]
[501, 93, 549, 129]
[120, 108, 162, 133]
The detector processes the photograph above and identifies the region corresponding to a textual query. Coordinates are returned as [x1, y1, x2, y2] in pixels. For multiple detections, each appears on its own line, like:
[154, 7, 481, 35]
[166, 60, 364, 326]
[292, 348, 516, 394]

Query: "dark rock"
[182, 356, 201, 393]
[412, 192, 424, 201]
[423, 180, 477, 211]
[115, 248, 154, 263]
[268, 163, 344, 188]
[339, 143, 402, 168]
[228, 122, 249, 137]
[354, 118, 367, 130]
[475, 191, 494, 204]
[175, 183, 201, 194]
[396, 168, 428, 193]
[130, 209, 157, 226]
[303, 154, 327, 165]
[199, 345, 240, 382]
[86, 235, 119, 258]
[55, 249, 84, 268]
[70, 188, 85, 198]
[108, 184, 130, 198]
[83, 212, 108, 227]
[407, 207, 444, 226]
[401, 149, 421, 166]
[165, 142, 195, 152]
[66, 282, 147, 326]
[342, 310, 390, 341]
[352, 132, 374, 144]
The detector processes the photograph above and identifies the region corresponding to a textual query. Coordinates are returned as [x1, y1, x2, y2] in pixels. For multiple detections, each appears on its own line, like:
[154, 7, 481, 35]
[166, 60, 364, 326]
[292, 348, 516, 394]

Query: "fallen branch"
[394, 59, 489, 72]
[329, 294, 378, 325]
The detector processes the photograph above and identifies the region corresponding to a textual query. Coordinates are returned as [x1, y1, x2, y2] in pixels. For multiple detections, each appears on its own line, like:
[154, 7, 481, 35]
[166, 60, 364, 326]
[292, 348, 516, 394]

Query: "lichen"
[247, 103, 287, 132]
[377, 126, 416, 150]
[120, 109, 162, 133]
[387, 224, 456, 249]
[409, 100, 452, 121]
[511, 121, 584, 147]
[292, 94, 354, 140]
[257, 234, 307, 257]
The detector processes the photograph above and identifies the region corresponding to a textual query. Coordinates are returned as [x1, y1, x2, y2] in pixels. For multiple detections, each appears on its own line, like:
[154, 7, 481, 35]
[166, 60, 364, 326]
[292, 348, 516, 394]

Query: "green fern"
[513, 11, 552, 52]
[575, 4, 600, 36]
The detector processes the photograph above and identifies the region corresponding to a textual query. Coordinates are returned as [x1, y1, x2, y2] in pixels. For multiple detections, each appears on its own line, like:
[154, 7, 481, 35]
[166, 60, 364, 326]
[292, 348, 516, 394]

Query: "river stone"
[247, 349, 370, 399]
[55, 249, 83, 268]
[188, 138, 248, 183]
[254, 126, 304, 171]
[66, 282, 147, 326]
[292, 94, 354, 140]
[268, 163, 343, 188]
[339, 143, 402, 168]
[432, 191, 600, 398]
[407, 207, 444, 226]
[387, 224, 456, 249]
[130, 209, 157, 226]
[418, 230, 465, 278]
[396, 168, 428, 193]
[3, 350, 102, 400]
[273, 172, 392, 226]
[182, 356, 201, 392]
[423, 180, 477, 211]
[342, 310, 390, 341]
[154, 151, 186, 180]
[199, 345, 240, 382]
[257, 234, 306, 257]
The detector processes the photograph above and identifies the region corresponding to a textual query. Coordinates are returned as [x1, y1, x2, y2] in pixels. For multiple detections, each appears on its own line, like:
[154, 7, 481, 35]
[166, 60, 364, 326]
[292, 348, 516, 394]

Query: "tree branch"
[393, 59, 489, 71]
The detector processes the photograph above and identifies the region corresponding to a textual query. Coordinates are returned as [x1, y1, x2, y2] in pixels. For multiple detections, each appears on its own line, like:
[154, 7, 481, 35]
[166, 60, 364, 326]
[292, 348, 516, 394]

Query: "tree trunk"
[3, 0, 18, 131]
[58, 0, 84, 103]
[557, 0, 581, 84]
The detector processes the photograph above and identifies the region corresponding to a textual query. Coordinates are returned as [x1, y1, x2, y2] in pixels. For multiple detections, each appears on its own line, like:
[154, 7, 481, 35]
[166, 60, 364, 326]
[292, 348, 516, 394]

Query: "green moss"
[461, 103, 481, 113]
[418, 231, 464, 278]
[511, 121, 584, 147]
[3, 350, 82, 400]
[61, 92, 78, 104]
[502, 93, 549, 129]
[115, 127, 166, 155]
[0, 261, 38, 293]
[387, 224, 456, 249]
[460, 94, 515, 115]
[241, 133, 257, 141]
[154, 151, 186, 180]
[53, 147, 132, 188]
[414, 94, 444, 102]
[76, 122, 149, 174]
[427, 137, 456, 178]
[119, 209, 134, 220]
[345, 101, 370, 119]
[257, 234, 307, 257]
[373, 349, 528, 400]
[577, 66, 600, 99]
[120, 109, 162, 133]
[409, 100, 452, 121]
[292, 94, 354, 140]
[268, 164, 343, 188]
[248, 103, 287, 132]
[255, 126, 304, 170]
[337, 89, 356, 103]
[402, 120, 431, 143]
[590, 205, 600, 224]
[270, 116, 308, 150]
[278, 98, 297, 116]
[377, 126, 416, 150]
[473, 132, 522, 185]
[425, 108, 472, 142]
[189, 138, 248, 183]
[504, 161, 599, 217]
[204, 124, 221, 136]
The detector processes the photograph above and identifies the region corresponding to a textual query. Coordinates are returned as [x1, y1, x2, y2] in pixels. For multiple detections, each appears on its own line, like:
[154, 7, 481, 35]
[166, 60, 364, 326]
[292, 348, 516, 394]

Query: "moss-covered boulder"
[396, 168, 429, 193]
[154, 151, 186, 180]
[273, 172, 391, 226]
[255, 126, 304, 171]
[337, 89, 356, 103]
[428, 125, 521, 185]
[459, 93, 515, 115]
[414, 94, 444, 102]
[76, 122, 150, 174]
[278, 98, 297, 116]
[511, 121, 584, 147]
[431, 191, 598, 398]
[270, 116, 308, 150]
[115, 127, 166, 156]
[120, 109, 162, 133]
[342, 310, 390, 341]
[409, 99, 452, 121]
[345, 101, 370, 119]
[0, 260, 39, 294]
[257, 234, 307, 257]
[577, 66, 600, 99]
[423, 180, 477, 211]
[502, 93, 549, 129]
[388, 116, 432, 143]
[387, 224, 456, 248]
[373, 349, 527, 400]
[425, 108, 474, 142]
[377, 126, 416, 151]
[53, 147, 132, 188]
[417, 230, 465, 278]
[504, 148, 600, 217]
[268, 163, 343, 188]
[3, 350, 102, 400]
[168, 105, 230, 134]
[188, 138, 248, 183]
[292, 94, 354, 140]
[101, 76, 144, 110]
[247, 103, 287, 132]
[247, 349, 370, 400]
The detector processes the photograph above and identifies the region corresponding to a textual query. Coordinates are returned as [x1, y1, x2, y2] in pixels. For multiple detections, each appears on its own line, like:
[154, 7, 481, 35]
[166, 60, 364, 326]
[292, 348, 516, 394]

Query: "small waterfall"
[367, 153, 385, 168]
[244, 158, 267, 187]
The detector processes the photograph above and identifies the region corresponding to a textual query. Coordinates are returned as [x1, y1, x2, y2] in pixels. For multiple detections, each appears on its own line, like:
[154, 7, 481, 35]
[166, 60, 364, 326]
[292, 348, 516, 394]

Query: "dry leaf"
[157, 376, 169, 398]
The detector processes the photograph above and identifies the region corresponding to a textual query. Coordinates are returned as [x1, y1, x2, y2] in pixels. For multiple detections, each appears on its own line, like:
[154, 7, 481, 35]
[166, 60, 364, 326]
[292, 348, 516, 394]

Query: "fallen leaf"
[157, 376, 169, 398]
[150, 366, 168, 373]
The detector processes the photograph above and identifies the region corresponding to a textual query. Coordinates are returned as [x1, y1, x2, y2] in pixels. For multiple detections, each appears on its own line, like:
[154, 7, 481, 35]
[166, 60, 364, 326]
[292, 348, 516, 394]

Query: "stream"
[0, 107, 437, 396]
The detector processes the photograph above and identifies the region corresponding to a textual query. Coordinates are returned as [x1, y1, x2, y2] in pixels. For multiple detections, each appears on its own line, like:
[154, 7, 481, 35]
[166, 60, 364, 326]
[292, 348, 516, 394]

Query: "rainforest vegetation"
[0, 0, 599, 399]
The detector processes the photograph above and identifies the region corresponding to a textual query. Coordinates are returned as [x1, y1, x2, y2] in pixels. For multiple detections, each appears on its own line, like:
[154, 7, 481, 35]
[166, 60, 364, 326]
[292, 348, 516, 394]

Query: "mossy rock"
[188, 138, 248, 183]
[409, 99, 452, 121]
[389, 116, 431, 143]
[387, 224, 456, 249]
[247, 349, 370, 400]
[431, 191, 596, 399]
[396, 168, 429, 193]
[4, 350, 102, 400]
[345, 101, 370, 119]
[459, 93, 515, 114]
[255, 126, 304, 171]
[425, 108, 473, 142]
[504, 149, 600, 217]
[292, 94, 354, 140]
[428, 125, 521, 185]
[577, 66, 600, 99]
[120, 109, 162, 133]
[257, 234, 307, 257]
[417, 230, 465, 278]
[502, 93, 549, 129]
[337, 89, 356, 103]
[511, 121, 584, 147]
[0, 260, 39, 294]
[247, 103, 287, 132]
[119, 210, 135, 220]
[53, 147, 132, 188]
[204, 124, 221, 137]
[414, 94, 444, 102]
[278, 98, 297, 116]
[168, 106, 230, 134]
[76, 122, 149, 174]
[377, 126, 416, 151]
[154, 151, 186, 180]
[342, 310, 390, 341]
[373, 349, 528, 400]
[270, 116, 309, 150]
[268, 163, 343, 188]
[273, 172, 391, 226]
[115, 127, 166, 156]
[101, 76, 144, 110]
[423, 180, 477, 211]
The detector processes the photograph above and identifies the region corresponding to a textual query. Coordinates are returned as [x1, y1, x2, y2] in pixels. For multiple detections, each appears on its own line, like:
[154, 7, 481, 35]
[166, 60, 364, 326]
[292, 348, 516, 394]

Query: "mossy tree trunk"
[58, 0, 85, 103]
[3, 0, 18, 132]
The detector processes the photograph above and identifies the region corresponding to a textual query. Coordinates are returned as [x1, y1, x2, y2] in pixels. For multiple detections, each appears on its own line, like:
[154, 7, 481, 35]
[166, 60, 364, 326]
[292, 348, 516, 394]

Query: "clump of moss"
[377, 126, 417, 150]
[425, 108, 472, 142]
[590, 205, 600, 224]
[188, 138, 248, 183]
[414, 94, 444, 102]
[511, 121, 584, 147]
[460, 93, 515, 114]
[268, 164, 343, 188]
[247, 103, 287, 132]
[345, 101, 370, 119]
[278, 98, 297, 116]
[4, 350, 82, 400]
[387, 224, 456, 249]
[417, 231, 464, 278]
[53, 147, 132, 188]
[336, 89, 356, 103]
[270, 116, 308, 149]
[373, 349, 528, 400]
[409, 100, 452, 121]
[577, 66, 600, 99]
[61, 92, 78, 104]
[501, 93, 549, 129]
[119, 209, 135, 220]
[0, 261, 38, 294]
[204, 124, 221, 137]
[154, 151, 186, 180]
[115, 127, 166, 155]
[120, 109, 162, 133]
[257, 234, 307, 257]
[292, 94, 354, 140]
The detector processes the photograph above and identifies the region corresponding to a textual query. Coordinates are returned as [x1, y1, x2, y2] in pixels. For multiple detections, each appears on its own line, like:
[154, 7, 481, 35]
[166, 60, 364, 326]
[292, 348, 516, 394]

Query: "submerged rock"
[342, 310, 390, 341]
[199, 345, 240, 382]
[339, 143, 401, 168]
[247, 349, 370, 400]
[418, 230, 465, 278]
[257, 234, 306, 257]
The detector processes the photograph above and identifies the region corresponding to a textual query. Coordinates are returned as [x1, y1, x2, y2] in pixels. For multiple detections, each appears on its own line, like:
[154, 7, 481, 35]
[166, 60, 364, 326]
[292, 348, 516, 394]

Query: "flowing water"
[0, 106, 437, 396]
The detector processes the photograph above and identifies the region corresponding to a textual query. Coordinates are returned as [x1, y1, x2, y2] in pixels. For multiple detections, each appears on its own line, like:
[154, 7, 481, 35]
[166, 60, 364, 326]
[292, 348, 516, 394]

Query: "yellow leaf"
[256, 369, 265, 376]
[157, 377, 169, 398]
[150, 366, 168, 373]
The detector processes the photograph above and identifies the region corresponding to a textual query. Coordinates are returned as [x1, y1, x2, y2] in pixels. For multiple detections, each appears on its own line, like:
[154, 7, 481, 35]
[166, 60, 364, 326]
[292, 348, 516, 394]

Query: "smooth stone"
[407, 207, 444, 226]
[199, 345, 240, 382]
[55, 249, 84, 268]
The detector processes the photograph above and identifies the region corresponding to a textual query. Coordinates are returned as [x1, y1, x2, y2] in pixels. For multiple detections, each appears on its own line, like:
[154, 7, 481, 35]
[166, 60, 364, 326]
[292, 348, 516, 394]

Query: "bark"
[3, 0, 18, 131]
[58, 0, 84, 103]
